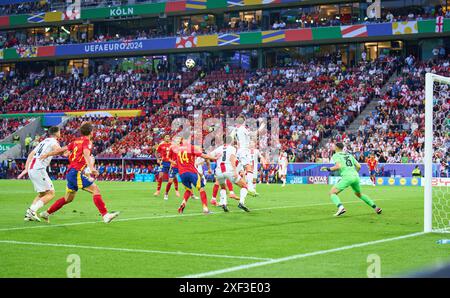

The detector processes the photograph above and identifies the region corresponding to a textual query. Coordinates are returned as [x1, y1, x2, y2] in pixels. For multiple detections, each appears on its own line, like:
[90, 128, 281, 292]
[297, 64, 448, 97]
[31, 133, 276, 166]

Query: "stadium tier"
[321, 58, 450, 166]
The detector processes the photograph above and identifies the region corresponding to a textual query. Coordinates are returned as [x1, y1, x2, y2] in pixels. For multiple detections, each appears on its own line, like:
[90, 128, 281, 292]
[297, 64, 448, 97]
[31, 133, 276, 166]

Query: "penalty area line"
[180, 232, 426, 278]
[0, 240, 272, 261]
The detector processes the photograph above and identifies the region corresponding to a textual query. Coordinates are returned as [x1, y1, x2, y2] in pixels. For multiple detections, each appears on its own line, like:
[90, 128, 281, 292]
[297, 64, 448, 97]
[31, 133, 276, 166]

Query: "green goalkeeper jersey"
[331, 152, 359, 177]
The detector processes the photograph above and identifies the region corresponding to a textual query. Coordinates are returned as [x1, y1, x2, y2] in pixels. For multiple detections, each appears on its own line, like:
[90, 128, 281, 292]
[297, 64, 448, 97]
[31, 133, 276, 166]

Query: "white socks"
[240, 188, 248, 205]
[220, 189, 227, 206]
[246, 172, 254, 192]
[30, 200, 44, 212]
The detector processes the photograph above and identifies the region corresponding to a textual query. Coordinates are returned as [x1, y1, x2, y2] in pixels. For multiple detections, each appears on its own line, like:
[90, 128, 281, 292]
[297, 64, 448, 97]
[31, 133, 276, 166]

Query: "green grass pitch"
[0, 179, 448, 277]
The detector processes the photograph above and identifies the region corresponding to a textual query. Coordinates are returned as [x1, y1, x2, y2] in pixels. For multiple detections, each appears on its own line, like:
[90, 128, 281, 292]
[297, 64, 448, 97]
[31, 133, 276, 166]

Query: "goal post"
[424, 73, 450, 233]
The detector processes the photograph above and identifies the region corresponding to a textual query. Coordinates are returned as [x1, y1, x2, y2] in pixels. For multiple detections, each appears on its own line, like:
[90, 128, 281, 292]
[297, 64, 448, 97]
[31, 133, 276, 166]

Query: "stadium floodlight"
[424, 73, 450, 233]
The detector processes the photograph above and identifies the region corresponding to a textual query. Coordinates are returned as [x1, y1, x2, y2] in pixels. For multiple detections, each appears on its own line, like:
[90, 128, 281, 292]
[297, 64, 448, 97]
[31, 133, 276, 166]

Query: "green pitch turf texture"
[0, 180, 448, 278]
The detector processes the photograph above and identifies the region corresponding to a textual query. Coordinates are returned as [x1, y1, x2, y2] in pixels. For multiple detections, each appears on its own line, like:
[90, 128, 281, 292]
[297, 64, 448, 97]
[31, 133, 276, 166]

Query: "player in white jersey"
[210, 137, 250, 212]
[230, 115, 265, 196]
[17, 127, 62, 221]
[278, 151, 288, 187]
[249, 142, 267, 195]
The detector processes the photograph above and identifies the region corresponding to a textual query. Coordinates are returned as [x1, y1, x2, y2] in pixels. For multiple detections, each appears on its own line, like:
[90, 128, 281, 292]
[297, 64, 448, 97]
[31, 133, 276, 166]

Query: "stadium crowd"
[1, 53, 448, 173]
[0, 68, 197, 113]
[0, 118, 31, 140]
[59, 116, 142, 155]
[319, 58, 449, 175]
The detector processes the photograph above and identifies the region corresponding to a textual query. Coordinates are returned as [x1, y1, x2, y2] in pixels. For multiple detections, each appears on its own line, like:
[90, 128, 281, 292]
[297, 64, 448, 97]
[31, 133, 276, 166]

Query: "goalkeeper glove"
[320, 167, 331, 172]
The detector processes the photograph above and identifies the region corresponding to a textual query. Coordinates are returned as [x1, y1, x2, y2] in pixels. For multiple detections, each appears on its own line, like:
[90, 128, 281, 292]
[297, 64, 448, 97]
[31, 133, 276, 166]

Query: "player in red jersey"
[39, 122, 120, 223]
[154, 135, 175, 196]
[163, 136, 181, 200]
[174, 135, 216, 214]
[367, 154, 378, 186]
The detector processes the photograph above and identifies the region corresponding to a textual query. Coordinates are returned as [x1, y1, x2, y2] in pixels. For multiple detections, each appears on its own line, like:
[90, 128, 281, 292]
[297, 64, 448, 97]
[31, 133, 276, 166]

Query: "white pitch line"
[181, 232, 426, 278]
[0, 240, 271, 261]
[0, 199, 394, 232]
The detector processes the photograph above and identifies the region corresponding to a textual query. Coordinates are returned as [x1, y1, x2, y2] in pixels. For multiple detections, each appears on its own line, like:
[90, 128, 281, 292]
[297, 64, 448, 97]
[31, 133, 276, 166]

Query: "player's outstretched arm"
[200, 153, 216, 161]
[355, 162, 361, 172]
[205, 159, 212, 175]
[18, 149, 36, 179]
[321, 163, 341, 172]
[39, 145, 68, 160]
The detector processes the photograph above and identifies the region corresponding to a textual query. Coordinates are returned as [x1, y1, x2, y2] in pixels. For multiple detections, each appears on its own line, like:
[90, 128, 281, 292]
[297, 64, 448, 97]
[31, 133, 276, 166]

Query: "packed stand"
[59, 116, 142, 156]
[167, 55, 399, 162]
[319, 58, 449, 176]
[0, 118, 31, 141]
[0, 68, 197, 113]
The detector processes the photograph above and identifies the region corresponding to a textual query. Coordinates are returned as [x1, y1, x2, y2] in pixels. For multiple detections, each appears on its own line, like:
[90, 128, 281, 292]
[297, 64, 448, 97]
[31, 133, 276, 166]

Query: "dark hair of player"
[335, 142, 344, 150]
[80, 122, 94, 136]
[48, 126, 60, 136]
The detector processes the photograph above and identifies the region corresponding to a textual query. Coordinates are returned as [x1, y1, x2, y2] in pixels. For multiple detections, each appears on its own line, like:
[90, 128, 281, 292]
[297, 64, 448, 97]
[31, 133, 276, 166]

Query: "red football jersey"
[156, 142, 172, 162]
[367, 158, 377, 171]
[174, 143, 202, 175]
[169, 144, 179, 168]
[67, 136, 92, 171]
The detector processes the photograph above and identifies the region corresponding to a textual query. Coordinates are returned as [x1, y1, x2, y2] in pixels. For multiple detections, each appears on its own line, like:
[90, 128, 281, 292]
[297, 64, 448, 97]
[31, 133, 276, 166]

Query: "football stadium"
[0, 0, 449, 283]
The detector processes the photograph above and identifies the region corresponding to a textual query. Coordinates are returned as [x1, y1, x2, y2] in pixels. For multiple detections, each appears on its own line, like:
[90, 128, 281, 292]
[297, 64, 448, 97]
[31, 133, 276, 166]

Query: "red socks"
[200, 190, 208, 207]
[226, 179, 234, 192]
[183, 189, 192, 203]
[47, 195, 108, 217]
[157, 176, 162, 191]
[93, 194, 107, 216]
[47, 197, 67, 214]
[174, 178, 179, 191]
[165, 182, 172, 194]
[212, 183, 219, 198]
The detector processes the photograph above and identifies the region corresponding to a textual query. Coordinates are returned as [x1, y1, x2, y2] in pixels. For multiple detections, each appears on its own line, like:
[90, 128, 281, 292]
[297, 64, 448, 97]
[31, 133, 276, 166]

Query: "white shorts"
[215, 171, 240, 185]
[237, 148, 251, 167]
[279, 167, 287, 176]
[29, 168, 54, 193]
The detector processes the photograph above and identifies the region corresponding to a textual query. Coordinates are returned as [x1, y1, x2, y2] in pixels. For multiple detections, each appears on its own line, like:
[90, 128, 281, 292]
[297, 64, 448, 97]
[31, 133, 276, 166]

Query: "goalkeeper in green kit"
[320, 142, 382, 217]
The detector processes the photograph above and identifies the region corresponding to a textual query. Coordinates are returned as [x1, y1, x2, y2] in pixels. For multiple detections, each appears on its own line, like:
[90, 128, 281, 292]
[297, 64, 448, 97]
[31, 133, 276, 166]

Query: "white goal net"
[424, 73, 450, 233]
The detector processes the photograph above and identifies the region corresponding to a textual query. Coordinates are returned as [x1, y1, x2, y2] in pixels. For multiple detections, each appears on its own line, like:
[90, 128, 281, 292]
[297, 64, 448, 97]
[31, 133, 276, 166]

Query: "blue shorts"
[169, 167, 179, 179]
[66, 168, 94, 192]
[161, 161, 171, 174]
[370, 170, 377, 176]
[180, 172, 205, 191]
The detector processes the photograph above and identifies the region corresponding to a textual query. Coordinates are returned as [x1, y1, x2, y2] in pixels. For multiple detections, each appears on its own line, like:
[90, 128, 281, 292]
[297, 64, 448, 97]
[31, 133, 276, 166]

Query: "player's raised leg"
[351, 180, 382, 214]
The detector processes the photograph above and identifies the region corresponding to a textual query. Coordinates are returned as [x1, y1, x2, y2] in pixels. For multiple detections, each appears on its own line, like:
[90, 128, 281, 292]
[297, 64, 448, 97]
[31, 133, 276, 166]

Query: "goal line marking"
[181, 232, 426, 278]
[0, 240, 272, 261]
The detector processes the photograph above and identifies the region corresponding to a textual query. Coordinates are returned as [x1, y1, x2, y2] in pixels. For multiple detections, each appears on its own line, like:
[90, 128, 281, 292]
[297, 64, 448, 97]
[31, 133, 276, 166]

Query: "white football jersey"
[29, 137, 59, 170]
[278, 154, 288, 167]
[211, 144, 237, 173]
[251, 148, 262, 165]
[234, 125, 250, 149]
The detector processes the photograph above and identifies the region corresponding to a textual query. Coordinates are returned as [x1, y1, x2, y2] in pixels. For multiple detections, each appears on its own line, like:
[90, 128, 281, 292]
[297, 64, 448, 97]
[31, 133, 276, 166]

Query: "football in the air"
[185, 58, 196, 69]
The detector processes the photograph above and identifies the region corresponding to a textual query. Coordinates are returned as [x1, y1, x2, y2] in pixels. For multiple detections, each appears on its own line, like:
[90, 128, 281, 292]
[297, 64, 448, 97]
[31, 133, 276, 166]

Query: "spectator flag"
[436, 16, 444, 33]
[392, 21, 418, 35]
[27, 13, 45, 23]
[341, 25, 368, 38]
